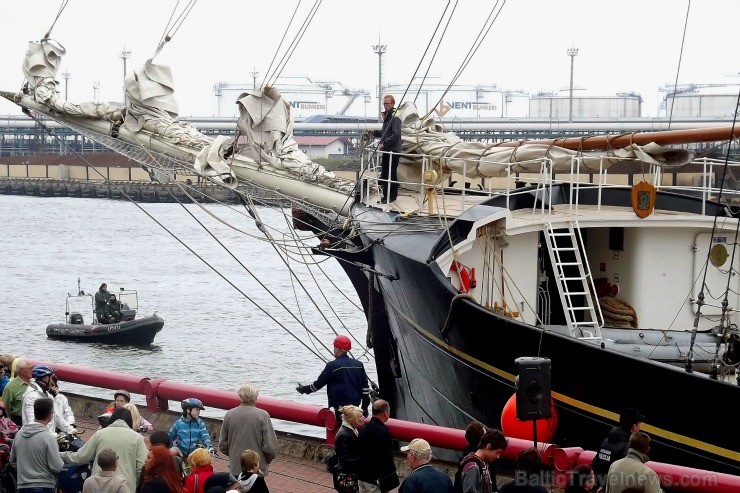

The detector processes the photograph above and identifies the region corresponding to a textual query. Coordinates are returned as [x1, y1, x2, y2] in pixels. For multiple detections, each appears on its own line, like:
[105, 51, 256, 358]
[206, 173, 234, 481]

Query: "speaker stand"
[532, 419, 538, 449]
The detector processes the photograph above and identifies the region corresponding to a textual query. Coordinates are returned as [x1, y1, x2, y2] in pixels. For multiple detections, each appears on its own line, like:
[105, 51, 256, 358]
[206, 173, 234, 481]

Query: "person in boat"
[168, 398, 214, 459]
[101, 293, 123, 324]
[295, 335, 371, 423]
[365, 94, 402, 204]
[591, 408, 644, 491]
[95, 283, 110, 322]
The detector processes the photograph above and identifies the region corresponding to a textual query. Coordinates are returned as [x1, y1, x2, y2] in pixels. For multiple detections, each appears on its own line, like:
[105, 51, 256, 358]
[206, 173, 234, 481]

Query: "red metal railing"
[40, 362, 740, 492]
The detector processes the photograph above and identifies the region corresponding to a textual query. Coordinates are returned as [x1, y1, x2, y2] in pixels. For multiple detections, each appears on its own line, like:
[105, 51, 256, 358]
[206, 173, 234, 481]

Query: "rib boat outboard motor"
[69, 313, 84, 325]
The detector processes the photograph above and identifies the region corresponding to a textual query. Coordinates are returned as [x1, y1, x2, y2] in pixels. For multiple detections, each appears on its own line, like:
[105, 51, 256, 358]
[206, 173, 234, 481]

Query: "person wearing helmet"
[296, 335, 371, 422]
[168, 398, 213, 458]
[21, 365, 76, 436]
[103, 389, 131, 414]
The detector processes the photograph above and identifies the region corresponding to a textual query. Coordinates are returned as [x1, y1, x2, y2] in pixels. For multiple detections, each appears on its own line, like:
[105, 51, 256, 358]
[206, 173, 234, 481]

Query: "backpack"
[453, 453, 486, 493]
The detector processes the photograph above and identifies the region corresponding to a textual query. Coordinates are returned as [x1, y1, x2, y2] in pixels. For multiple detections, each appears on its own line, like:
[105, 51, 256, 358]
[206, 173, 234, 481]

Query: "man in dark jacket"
[399, 438, 453, 493]
[592, 408, 644, 491]
[296, 335, 370, 423]
[367, 95, 402, 204]
[358, 399, 398, 493]
[102, 293, 123, 324]
[95, 283, 109, 322]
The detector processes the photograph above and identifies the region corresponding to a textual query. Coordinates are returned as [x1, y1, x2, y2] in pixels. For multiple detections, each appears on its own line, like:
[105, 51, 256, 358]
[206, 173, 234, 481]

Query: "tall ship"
[3, 13, 740, 477]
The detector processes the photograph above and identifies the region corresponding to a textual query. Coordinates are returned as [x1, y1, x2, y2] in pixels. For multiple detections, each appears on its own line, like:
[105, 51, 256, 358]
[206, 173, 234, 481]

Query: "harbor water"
[0, 194, 376, 436]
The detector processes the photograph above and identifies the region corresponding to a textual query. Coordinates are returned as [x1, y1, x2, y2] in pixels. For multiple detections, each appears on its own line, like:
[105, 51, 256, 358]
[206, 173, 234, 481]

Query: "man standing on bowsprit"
[296, 335, 370, 423]
[366, 94, 402, 204]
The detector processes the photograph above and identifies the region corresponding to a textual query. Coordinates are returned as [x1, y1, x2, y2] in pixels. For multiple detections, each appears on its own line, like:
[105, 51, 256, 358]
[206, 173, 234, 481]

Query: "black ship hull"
[337, 200, 740, 476]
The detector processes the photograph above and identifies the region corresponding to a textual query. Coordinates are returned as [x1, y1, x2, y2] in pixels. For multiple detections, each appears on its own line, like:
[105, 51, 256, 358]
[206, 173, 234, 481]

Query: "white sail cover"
[22, 40, 122, 121]
[236, 87, 355, 193]
[396, 103, 695, 179]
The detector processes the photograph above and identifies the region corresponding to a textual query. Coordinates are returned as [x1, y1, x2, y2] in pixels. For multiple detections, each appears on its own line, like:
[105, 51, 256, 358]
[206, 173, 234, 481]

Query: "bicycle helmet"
[32, 365, 55, 379]
[114, 390, 131, 402]
[181, 398, 205, 411]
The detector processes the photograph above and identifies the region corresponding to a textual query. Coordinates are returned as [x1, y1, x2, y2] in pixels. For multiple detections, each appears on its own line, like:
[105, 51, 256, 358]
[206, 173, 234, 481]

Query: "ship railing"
[35, 360, 740, 492]
[360, 149, 740, 218]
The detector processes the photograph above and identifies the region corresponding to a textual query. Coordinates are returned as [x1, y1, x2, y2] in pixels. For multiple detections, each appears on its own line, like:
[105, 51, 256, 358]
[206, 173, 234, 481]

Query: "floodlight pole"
[567, 47, 579, 122]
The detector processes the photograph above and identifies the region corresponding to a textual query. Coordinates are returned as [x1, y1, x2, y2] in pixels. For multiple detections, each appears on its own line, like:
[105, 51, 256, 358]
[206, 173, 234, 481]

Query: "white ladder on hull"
[544, 222, 603, 338]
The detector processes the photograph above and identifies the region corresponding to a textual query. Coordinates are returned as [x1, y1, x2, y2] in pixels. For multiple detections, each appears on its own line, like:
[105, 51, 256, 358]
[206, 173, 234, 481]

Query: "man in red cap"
[296, 335, 370, 422]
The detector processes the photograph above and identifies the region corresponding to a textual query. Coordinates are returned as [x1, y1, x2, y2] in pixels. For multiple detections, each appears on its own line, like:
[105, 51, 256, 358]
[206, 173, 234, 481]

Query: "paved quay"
[74, 415, 336, 492]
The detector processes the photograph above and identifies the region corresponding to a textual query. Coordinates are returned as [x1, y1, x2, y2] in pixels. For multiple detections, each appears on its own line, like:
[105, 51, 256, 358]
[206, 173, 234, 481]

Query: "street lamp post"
[62, 71, 70, 100]
[120, 47, 131, 103]
[249, 69, 259, 90]
[567, 47, 579, 122]
[93, 82, 100, 102]
[372, 43, 387, 118]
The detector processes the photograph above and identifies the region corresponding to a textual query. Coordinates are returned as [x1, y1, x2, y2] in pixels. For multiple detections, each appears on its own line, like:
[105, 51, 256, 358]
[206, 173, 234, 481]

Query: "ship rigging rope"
[262, 0, 303, 89]
[266, 0, 323, 88]
[153, 0, 197, 58]
[132, 139, 370, 359]
[29, 116, 331, 363]
[411, 0, 458, 106]
[43, 0, 69, 39]
[422, 0, 507, 122]
[667, 0, 691, 129]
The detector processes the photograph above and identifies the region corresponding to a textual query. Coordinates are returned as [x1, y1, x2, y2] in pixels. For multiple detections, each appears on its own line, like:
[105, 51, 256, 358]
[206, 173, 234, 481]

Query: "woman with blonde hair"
[332, 405, 364, 493]
[183, 448, 214, 493]
[123, 402, 153, 432]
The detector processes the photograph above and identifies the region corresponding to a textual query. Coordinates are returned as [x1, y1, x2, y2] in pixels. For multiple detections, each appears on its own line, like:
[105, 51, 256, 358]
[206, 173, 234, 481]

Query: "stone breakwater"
[0, 177, 239, 203]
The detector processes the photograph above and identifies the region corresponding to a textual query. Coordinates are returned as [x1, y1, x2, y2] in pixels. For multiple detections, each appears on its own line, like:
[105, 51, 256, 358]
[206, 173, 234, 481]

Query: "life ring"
[450, 261, 476, 293]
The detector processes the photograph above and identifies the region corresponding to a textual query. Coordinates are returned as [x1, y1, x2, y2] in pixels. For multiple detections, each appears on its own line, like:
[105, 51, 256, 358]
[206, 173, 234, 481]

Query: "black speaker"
[514, 357, 552, 421]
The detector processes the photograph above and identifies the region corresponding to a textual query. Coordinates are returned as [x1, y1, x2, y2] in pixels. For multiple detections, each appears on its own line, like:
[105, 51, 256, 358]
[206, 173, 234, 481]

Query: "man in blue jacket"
[296, 335, 370, 423]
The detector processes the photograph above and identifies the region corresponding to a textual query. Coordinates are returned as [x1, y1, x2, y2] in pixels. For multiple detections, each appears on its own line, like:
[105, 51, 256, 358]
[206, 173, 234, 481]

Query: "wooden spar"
[494, 126, 740, 151]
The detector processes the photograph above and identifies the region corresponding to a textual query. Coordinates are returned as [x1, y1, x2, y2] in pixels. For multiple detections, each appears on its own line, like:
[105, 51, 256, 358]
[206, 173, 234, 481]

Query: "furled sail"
[235, 87, 355, 193]
[21, 39, 122, 121]
[396, 102, 695, 179]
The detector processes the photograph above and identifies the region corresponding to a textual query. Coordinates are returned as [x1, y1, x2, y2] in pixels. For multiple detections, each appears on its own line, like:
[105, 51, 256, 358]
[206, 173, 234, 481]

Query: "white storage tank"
[530, 90, 642, 118]
[213, 77, 371, 119]
[383, 83, 529, 119]
[660, 84, 740, 118]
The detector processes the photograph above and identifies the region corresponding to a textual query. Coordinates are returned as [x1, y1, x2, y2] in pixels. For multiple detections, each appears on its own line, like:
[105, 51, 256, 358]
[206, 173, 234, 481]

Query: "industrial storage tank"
[529, 89, 642, 118]
[659, 84, 740, 118]
[213, 77, 371, 119]
[383, 83, 529, 119]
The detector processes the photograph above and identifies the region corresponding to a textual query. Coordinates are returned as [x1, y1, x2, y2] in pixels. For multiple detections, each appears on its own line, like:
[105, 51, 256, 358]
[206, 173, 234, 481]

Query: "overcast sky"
[1, 0, 738, 118]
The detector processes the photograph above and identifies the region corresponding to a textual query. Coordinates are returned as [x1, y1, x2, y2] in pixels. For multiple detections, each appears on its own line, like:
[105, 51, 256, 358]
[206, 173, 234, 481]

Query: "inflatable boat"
[46, 314, 164, 345]
[46, 280, 164, 345]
